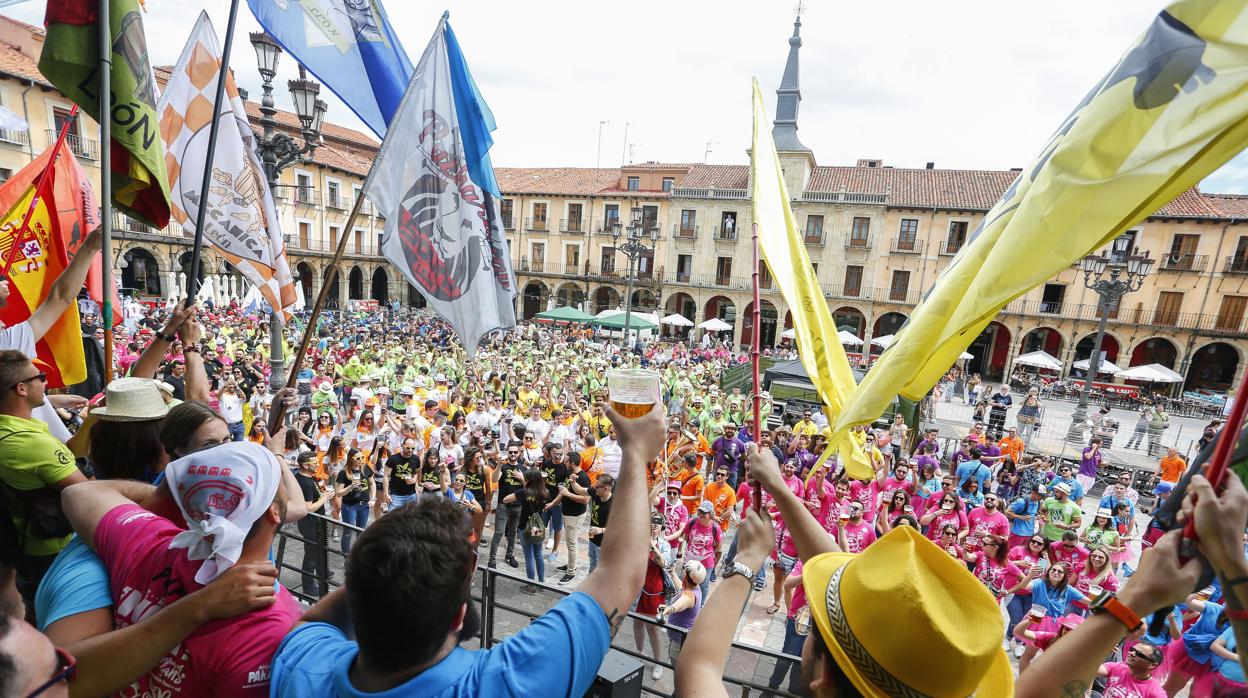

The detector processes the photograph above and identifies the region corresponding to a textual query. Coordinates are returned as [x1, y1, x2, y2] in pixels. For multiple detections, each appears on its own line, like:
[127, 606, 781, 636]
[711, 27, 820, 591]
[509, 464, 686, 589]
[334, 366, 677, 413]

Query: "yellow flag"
[750, 80, 870, 480]
[834, 0, 1248, 437]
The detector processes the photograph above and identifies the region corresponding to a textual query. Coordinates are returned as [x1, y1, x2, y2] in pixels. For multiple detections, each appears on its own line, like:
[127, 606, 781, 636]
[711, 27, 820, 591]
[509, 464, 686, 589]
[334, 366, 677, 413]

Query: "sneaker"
[558, 573, 576, 585]
[487, 558, 497, 568]
[544, 552, 559, 562]
[1014, 643, 1025, 658]
[650, 666, 663, 681]
[752, 579, 766, 591]
[544, 539, 554, 551]
[519, 584, 536, 594]
[556, 564, 569, 572]
[506, 556, 520, 569]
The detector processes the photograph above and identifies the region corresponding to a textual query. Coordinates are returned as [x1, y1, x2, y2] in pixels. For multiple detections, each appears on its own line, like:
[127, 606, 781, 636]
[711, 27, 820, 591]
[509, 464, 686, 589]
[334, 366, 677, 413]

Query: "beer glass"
[607, 369, 659, 418]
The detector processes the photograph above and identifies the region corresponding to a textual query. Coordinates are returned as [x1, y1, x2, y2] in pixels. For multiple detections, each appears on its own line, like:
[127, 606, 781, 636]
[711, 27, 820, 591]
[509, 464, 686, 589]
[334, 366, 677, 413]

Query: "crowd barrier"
[273, 512, 803, 697]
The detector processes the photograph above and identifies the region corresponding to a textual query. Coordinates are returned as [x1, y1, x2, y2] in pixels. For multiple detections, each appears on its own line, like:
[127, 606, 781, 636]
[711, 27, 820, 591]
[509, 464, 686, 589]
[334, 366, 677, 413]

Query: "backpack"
[524, 506, 547, 543]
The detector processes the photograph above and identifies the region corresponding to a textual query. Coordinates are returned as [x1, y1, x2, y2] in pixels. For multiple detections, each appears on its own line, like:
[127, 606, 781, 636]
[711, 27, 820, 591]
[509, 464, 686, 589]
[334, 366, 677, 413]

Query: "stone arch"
[176, 250, 208, 297]
[371, 266, 390, 304]
[348, 265, 364, 301]
[630, 288, 658, 312]
[742, 299, 780, 347]
[704, 295, 736, 330]
[832, 306, 867, 339]
[966, 321, 1012, 381]
[592, 286, 621, 314]
[407, 282, 426, 308]
[323, 266, 342, 310]
[295, 262, 315, 306]
[1073, 331, 1123, 374]
[664, 292, 696, 338]
[1019, 326, 1065, 357]
[120, 246, 162, 297]
[1128, 336, 1179, 369]
[1186, 341, 1240, 391]
[555, 282, 586, 310]
[522, 280, 548, 319]
[873, 311, 907, 338]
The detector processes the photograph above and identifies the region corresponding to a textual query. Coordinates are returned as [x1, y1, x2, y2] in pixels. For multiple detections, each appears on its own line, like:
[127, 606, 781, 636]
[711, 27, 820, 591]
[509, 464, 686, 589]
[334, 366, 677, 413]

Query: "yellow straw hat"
[801, 526, 1013, 697]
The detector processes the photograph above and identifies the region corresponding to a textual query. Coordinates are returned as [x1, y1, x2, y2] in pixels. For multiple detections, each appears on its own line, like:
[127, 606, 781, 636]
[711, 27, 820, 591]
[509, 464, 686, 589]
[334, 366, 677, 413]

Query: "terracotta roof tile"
[0, 43, 49, 87]
[677, 164, 749, 189]
[806, 166, 1019, 210]
[495, 167, 622, 196]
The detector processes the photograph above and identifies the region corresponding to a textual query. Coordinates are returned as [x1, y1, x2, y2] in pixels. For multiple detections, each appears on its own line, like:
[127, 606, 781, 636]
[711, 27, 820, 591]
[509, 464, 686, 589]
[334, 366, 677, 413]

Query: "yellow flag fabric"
[834, 0, 1248, 437]
[749, 80, 870, 480]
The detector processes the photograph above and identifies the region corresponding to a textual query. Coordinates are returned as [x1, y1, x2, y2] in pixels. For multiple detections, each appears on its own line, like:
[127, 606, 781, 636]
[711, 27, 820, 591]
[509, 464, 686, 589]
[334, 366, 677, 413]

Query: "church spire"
[772, 11, 810, 153]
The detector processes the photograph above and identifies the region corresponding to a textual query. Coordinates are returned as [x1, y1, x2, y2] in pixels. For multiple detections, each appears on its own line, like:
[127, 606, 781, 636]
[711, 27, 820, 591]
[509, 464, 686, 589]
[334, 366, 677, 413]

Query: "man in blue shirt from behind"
[270, 403, 664, 697]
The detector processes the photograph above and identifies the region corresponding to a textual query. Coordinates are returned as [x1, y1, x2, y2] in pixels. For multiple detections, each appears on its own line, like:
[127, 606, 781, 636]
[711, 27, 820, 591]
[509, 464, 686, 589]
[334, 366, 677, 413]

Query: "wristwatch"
[1089, 591, 1143, 631]
[156, 331, 177, 343]
[722, 561, 755, 581]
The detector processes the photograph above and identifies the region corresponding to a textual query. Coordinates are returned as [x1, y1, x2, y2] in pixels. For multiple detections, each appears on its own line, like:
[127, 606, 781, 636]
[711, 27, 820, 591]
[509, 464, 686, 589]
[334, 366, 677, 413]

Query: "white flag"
[365, 17, 516, 354]
[158, 12, 296, 319]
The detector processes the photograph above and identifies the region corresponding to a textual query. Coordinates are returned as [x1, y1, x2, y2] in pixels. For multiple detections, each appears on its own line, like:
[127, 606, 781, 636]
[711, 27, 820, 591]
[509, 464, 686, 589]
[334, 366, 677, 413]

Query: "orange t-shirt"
[998, 436, 1024, 464]
[581, 446, 603, 484]
[703, 481, 737, 531]
[678, 471, 705, 514]
[1159, 454, 1187, 483]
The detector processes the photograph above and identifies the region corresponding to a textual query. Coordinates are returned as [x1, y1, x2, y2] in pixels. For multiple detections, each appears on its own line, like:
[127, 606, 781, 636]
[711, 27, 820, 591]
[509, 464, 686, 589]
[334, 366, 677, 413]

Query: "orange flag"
[0, 164, 84, 388]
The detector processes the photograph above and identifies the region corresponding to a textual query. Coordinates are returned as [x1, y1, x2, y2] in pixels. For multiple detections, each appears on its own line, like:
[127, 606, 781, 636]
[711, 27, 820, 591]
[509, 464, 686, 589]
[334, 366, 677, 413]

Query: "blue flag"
[246, 0, 413, 138]
[365, 16, 516, 354]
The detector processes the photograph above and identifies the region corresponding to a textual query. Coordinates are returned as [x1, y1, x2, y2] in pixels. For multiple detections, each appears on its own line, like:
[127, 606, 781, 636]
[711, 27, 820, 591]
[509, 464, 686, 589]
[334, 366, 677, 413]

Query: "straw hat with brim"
[91, 377, 171, 422]
[802, 526, 1013, 697]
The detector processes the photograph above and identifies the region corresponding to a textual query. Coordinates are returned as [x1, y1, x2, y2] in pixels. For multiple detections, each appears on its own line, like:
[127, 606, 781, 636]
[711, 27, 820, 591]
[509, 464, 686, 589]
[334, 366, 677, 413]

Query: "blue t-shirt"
[955, 460, 991, 490]
[1141, 606, 1182, 648]
[1008, 497, 1039, 536]
[1183, 601, 1225, 665]
[271, 591, 611, 697]
[1098, 493, 1136, 521]
[33, 535, 112, 631]
[1028, 579, 1086, 618]
[1217, 627, 1244, 683]
[1047, 476, 1085, 502]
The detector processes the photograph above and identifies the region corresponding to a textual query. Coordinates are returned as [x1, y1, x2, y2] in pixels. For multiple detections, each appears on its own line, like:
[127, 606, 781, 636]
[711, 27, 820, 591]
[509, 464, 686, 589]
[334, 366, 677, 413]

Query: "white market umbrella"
[870, 334, 894, 348]
[1118, 363, 1184, 383]
[661, 313, 694, 327]
[959, 350, 974, 360]
[699, 318, 733, 332]
[1013, 350, 1063, 371]
[1073, 358, 1122, 374]
[838, 329, 863, 346]
[780, 328, 796, 339]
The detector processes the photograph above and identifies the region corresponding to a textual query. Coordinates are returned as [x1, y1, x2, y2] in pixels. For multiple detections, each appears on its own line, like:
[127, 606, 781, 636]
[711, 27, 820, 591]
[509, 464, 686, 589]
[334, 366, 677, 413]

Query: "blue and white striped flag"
[245, 0, 413, 138]
[365, 16, 516, 354]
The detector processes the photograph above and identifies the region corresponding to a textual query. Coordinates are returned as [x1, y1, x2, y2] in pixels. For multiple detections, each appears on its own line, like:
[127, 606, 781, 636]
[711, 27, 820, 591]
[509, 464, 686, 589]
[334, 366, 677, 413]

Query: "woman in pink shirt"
[875, 489, 911, 537]
[920, 491, 968, 543]
[1069, 547, 1118, 614]
[1048, 530, 1090, 570]
[1006, 535, 1050, 655]
[961, 534, 1027, 600]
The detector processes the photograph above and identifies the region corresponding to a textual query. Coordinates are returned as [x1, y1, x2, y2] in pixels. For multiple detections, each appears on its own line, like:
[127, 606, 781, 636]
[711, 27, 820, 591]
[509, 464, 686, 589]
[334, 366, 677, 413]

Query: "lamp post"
[248, 31, 327, 393]
[611, 206, 658, 350]
[1065, 249, 1155, 443]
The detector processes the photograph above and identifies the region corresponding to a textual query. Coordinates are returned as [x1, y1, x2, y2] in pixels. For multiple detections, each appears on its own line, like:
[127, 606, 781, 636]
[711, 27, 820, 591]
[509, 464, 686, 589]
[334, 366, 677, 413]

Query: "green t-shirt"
[0, 414, 79, 556]
[1040, 497, 1081, 542]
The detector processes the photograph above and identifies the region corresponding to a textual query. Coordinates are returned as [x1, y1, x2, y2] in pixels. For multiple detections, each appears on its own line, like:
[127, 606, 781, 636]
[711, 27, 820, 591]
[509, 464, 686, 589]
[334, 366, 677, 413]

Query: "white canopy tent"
[660, 313, 694, 327]
[1073, 358, 1123, 374]
[870, 334, 894, 348]
[838, 329, 864, 346]
[780, 328, 796, 339]
[1117, 363, 1184, 383]
[699, 318, 733, 332]
[1012, 350, 1064, 372]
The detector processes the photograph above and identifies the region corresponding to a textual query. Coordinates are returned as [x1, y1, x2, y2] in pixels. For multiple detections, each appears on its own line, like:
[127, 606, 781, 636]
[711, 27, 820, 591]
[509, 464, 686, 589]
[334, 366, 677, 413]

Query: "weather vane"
[794, 1, 805, 18]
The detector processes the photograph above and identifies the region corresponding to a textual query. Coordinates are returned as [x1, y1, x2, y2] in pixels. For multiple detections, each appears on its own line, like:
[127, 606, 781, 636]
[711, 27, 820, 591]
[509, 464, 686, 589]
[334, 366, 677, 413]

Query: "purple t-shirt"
[712, 436, 745, 474]
[1079, 447, 1103, 477]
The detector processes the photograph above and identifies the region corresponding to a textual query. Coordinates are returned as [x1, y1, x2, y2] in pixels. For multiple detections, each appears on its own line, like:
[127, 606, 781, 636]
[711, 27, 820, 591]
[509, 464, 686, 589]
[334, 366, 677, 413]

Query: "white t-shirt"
[0, 322, 71, 441]
[219, 392, 244, 423]
[598, 437, 623, 480]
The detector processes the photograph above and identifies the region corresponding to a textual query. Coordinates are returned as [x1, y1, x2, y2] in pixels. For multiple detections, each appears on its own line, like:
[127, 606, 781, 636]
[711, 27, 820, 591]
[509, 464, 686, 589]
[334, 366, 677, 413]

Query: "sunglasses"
[8, 371, 47, 391]
[1129, 648, 1158, 662]
[27, 645, 76, 697]
[1029, 540, 1045, 546]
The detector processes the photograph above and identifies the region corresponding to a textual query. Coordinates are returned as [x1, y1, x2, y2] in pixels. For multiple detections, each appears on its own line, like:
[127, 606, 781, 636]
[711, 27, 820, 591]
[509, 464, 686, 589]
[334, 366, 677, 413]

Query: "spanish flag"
[750, 80, 870, 480]
[833, 0, 1248, 438]
[0, 167, 84, 388]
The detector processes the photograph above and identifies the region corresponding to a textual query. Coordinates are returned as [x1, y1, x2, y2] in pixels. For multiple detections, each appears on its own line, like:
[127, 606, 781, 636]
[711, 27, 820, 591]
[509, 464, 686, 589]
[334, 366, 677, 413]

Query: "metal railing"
[998, 298, 1248, 336]
[325, 192, 348, 210]
[1224, 256, 1248, 275]
[803, 230, 825, 245]
[111, 211, 185, 237]
[525, 216, 549, 231]
[46, 129, 98, 160]
[891, 236, 922, 254]
[502, 216, 514, 230]
[294, 186, 318, 205]
[560, 218, 585, 234]
[0, 128, 28, 146]
[595, 220, 621, 235]
[671, 223, 699, 239]
[271, 512, 800, 697]
[844, 232, 872, 249]
[939, 239, 964, 256]
[713, 225, 738, 241]
[1161, 253, 1208, 272]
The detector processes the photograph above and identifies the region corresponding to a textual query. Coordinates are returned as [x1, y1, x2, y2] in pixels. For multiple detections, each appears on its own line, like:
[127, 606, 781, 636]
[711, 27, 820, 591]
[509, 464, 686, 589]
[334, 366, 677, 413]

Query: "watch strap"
[156, 331, 177, 343]
[1091, 592, 1143, 631]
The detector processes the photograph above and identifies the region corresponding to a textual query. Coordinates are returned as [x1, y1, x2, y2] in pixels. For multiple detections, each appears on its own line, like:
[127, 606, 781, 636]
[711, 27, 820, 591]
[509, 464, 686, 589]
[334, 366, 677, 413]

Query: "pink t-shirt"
[965, 508, 1009, 551]
[969, 553, 1023, 596]
[786, 562, 808, 619]
[848, 480, 877, 522]
[1007, 546, 1044, 596]
[1101, 661, 1166, 697]
[841, 519, 877, 553]
[684, 519, 721, 568]
[1071, 571, 1119, 608]
[1049, 541, 1090, 570]
[874, 476, 915, 504]
[924, 509, 968, 542]
[95, 504, 301, 697]
[662, 497, 689, 539]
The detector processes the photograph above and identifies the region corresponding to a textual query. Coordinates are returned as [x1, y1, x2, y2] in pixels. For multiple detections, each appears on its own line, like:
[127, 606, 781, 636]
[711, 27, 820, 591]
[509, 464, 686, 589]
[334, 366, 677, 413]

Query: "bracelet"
[155, 331, 177, 343]
[183, 346, 200, 355]
[1225, 609, 1248, 622]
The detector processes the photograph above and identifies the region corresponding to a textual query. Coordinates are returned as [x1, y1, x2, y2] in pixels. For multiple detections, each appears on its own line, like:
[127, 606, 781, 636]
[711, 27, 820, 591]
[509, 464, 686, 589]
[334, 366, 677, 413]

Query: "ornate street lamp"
[1065, 249, 1155, 443]
[610, 206, 659, 348]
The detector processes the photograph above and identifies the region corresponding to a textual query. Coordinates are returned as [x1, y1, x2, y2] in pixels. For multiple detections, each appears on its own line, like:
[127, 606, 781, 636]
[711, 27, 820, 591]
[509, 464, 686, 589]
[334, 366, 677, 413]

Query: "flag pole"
[750, 222, 763, 513]
[185, 0, 242, 306]
[98, 3, 114, 383]
[0, 107, 78, 277]
[267, 192, 366, 428]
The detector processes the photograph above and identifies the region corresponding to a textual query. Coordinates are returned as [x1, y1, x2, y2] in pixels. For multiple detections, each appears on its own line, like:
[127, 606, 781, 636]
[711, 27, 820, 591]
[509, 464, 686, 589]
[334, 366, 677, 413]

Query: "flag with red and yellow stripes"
[0, 169, 84, 388]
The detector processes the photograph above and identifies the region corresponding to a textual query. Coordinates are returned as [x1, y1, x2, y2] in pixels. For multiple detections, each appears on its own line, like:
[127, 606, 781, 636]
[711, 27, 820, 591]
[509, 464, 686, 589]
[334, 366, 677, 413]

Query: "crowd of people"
[1, 245, 1247, 697]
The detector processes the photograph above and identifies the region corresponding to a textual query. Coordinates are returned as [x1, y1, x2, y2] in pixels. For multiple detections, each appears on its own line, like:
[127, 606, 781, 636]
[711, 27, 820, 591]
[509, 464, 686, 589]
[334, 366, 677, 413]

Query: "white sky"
[8, 0, 1248, 192]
